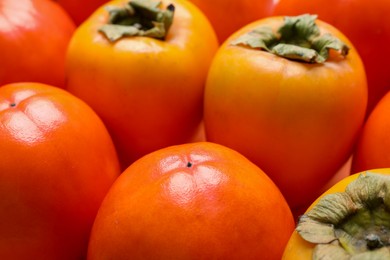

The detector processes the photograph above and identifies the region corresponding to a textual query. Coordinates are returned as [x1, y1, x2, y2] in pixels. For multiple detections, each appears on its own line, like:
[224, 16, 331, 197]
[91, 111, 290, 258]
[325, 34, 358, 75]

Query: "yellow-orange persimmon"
[87, 142, 295, 260]
[0, 82, 120, 259]
[65, 0, 218, 170]
[283, 168, 390, 259]
[273, 0, 390, 115]
[204, 15, 367, 209]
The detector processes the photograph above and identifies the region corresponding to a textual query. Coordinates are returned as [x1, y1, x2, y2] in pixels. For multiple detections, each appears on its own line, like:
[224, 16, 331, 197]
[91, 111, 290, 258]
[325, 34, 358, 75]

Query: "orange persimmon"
[352, 91, 390, 172]
[87, 142, 295, 260]
[283, 169, 390, 259]
[189, 0, 274, 43]
[204, 14, 367, 209]
[0, 82, 120, 259]
[0, 0, 75, 88]
[272, 0, 390, 115]
[55, 0, 109, 25]
[65, 0, 218, 170]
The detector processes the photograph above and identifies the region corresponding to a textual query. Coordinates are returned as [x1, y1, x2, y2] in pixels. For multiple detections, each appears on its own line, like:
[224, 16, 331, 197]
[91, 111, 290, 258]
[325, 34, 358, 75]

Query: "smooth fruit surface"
[0, 0, 75, 88]
[0, 82, 121, 259]
[87, 142, 295, 260]
[204, 16, 367, 209]
[352, 91, 390, 172]
[65, 0, 218, 169]
[273, 0, 390, 114]
[189, 0, 274, 43]
[55, 0, 109, 25]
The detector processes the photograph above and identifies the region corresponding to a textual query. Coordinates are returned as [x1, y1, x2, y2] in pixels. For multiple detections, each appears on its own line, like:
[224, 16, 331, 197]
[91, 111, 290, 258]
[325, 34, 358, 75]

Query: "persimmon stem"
[366, 234, 383, 250]
[296, 172, 390, 259]
[99, 0, 175, 42]
[231, 14, 349, 63]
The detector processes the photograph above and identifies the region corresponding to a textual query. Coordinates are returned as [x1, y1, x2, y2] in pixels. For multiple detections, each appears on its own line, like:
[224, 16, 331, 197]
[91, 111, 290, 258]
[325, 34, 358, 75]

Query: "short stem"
[366, 234, 383, 250]
[231, 14, 349, 63]
[99, 0, 175, 42]
[296, 172, 390, 258]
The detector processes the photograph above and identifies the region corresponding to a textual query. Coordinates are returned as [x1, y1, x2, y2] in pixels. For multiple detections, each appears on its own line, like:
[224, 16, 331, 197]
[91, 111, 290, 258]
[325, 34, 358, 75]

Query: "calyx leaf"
[231, 14, 349, 63]
[99, 0, 175, 42]
[296, 172, 390, 259]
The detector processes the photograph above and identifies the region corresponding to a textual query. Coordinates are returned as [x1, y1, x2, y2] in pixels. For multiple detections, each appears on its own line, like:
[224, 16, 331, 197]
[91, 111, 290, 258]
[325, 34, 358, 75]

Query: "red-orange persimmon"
[0, 0, 75, 88]
[0, 82, 120, 259]
[190, 0, 274, 43]
[55, 0, 109, 25]
[87, 142, 294, 260]
[352, 91, 390, 172]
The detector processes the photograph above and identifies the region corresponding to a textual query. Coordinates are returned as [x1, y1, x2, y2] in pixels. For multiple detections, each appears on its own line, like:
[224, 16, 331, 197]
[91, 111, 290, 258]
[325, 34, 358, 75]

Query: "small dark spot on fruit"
[9, 103, 16, 107]
[186, 162, 192, 168]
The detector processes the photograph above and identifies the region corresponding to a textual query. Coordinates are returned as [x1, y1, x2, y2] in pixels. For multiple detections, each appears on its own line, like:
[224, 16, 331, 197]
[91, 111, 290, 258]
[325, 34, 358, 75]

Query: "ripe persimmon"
[272, 0, 390, 115]
[0, 0, 75, 88]
[352, 91, 390, 172]
[55, 0, 109, 25]
[204, 14, 367, 209]
[283, 169, 390, 259]
[189, 0, 274, 43]
[0, 82, 121, 259]
[65, 0, 218, 169]
[87, 142, 295, 260]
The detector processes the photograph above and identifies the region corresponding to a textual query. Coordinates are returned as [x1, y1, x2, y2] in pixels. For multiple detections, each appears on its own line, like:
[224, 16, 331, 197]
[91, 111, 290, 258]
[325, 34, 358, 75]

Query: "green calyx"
[231, 14, 349, 63]
[99, 0, 175, 42]
[296, 172, 390, 259]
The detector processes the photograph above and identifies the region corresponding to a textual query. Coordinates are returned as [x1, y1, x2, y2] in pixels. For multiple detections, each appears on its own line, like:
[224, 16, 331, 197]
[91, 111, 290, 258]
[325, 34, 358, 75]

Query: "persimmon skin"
[87, 142, 295, 260]
[282, 168, 390, 259]
[0, 82, 121, 259]
[204, 16, 367, 209]
[65, 0, 218, 170]
[272, 0, 390, 115]
[55, 0, 109, 25]
[352, 92, 390, 173]
[0, 0, 75, 88]
[189, 0, 274, 44]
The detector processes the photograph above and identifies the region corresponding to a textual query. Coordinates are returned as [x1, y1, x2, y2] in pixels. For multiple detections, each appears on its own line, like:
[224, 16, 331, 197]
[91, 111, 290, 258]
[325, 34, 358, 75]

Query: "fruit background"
[1, 0, 390, 259]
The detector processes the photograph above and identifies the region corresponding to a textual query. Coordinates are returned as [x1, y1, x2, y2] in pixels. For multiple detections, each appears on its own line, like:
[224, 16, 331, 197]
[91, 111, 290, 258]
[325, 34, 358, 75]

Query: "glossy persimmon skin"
[0, 82, 121, 259]
[0, 0, 75, 88]
[282, 168, 390, 259]
[352, 92, 390, 172]
[87, 142, 295, 260]
[65, 0, 218, 170]
[189, 0, 274, 44]
[204, 17, 368, 209]
[272, 0, 390, 115]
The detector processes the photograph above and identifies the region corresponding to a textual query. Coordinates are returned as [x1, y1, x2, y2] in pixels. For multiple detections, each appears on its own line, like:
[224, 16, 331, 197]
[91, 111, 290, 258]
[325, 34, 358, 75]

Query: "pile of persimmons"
[1, 0, 390, 259]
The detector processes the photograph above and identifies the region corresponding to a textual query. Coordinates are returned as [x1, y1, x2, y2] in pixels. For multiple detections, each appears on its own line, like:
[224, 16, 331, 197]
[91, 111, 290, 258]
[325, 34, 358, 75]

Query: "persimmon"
[0, 0, 75, 88]
[0, 82, 121, 259]
[292, 155, 353, 220]
[65, 0, 218, 170]
[203, 15, 367, 209]
[189, 0, 274, 43]
[352, 91, 390, 173]
[272, 0, 390, 114]
[283, 169, 390, 259]
[87, 142, 295, 260]
[55, 0, 109, 25]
